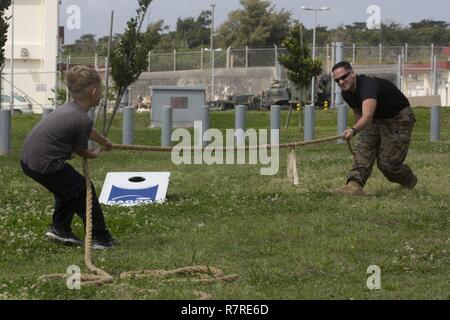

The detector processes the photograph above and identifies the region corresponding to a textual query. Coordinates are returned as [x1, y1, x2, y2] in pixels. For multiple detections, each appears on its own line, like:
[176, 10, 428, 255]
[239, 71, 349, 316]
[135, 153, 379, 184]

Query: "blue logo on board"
[107, 185, 159, 205]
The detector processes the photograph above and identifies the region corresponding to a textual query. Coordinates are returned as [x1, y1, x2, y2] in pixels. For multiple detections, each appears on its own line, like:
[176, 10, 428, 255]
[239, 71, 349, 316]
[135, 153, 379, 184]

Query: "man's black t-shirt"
[342, 75, 410, 119]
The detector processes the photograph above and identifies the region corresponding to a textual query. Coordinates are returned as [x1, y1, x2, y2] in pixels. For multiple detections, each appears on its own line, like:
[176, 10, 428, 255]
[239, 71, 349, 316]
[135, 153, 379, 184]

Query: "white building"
[2, 0, 58, 112]
[404, 60, 450, 107]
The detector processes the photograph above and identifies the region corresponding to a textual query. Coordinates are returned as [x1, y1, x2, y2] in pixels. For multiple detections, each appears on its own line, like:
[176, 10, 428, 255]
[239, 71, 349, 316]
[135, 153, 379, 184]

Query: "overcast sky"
[60, 0, 450, 44]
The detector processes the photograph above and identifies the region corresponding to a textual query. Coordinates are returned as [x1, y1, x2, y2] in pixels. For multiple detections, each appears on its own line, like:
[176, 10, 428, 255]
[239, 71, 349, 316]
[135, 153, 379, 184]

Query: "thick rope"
[112, 135, 354, 153]
[82, 158, 114, 286]
[120, 266, 239, 283]
[39, 134, 354, 287]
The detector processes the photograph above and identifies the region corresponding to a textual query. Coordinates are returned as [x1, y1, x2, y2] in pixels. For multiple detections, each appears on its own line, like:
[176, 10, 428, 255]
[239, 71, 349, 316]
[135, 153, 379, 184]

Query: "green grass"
[1, 108, 449, 300]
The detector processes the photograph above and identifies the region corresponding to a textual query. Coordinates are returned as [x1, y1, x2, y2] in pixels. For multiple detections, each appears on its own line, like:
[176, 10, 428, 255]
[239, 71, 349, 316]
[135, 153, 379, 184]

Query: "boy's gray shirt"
[21, 101, 93, 174]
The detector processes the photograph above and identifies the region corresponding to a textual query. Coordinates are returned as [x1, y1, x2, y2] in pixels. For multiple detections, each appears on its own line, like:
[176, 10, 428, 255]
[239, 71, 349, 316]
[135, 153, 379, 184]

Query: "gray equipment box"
[150, 86, 206, 128]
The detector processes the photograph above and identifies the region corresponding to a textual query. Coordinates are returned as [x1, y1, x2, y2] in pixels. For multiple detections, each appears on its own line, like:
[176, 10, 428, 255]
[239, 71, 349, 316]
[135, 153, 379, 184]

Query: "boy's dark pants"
[21, 162, 107, 235]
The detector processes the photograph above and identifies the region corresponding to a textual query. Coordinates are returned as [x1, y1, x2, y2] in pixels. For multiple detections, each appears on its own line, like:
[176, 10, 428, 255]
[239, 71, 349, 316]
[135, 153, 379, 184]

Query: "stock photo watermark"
[170, 121, 280, 176]
[366, 265, 381, 290]
[66, 265, 81, 290]
[66, 5, 81, 30]
[366, 5, 381, 30]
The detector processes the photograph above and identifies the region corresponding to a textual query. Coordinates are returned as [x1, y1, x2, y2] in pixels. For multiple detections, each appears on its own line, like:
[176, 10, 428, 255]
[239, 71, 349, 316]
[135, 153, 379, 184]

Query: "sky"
[60, 0, 450, 44]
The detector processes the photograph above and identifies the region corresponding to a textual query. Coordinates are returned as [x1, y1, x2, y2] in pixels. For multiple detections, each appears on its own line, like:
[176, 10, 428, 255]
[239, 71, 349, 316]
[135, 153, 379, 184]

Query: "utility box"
[150, 86, 206, 128]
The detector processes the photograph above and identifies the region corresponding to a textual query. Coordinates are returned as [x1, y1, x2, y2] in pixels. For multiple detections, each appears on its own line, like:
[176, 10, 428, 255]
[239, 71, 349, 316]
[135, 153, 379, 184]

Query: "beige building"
[404, 60, 450, 107]
[2, 0, 58, 112]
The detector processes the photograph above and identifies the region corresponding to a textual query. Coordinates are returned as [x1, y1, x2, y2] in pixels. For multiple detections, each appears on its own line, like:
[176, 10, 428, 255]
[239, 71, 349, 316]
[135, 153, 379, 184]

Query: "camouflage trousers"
[347, 107, 416, 187]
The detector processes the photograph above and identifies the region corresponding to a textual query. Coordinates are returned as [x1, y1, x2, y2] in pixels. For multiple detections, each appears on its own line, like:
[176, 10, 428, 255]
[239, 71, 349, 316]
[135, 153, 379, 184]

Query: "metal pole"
[245, 46, 248, 68]
[337, 105, 348, 144]
[161, 106, 173, 147]
[430, 105, 440, 142]
[210, 3, 215, 102]
[335, 42, 344, 106]
[431, 43, 434, 72]
[352, 43, 356, 64]
[304, 104, 315, 141]
[235, 105, 246, 146]
[148, 51, 151, 72]
[274, 44, 278, 67]
[397, 55, 402, 89]
[335, 42, 347, 144]
[199, 106, 210, 147]
[101, 11, 114, 134]
[122, 106, 134, 145]
[405, 43, 408, 63]
[379, 43, 382, 64]
[432, 54, 438, 96]
[311, 9, 317, 106]
[173, 49, 176, 71]
[326, 43, 330, 72]
[270, 105, 281, 144]
[66, 56, 70, 102]
[200, 47, 203, 70]
[55, 0, 60, 108]
[330, 42, 335, 108]
[10, 1, 14, 114]
[0, 110, 11, 155]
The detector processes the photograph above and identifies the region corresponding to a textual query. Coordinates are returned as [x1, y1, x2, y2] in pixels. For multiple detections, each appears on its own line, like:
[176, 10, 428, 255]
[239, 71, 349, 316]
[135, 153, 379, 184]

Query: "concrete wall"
[129, 67, 277, 104]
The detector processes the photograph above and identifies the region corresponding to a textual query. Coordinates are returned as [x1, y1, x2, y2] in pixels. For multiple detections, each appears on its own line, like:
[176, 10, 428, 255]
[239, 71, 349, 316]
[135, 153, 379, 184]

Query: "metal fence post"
[430, 105, 440, 142]
[174, 49, 177, 72]
[0, 109, 11, 155]
[337, 104, 348, 145]
[335, 42, 344, 106]
[379, 43, 382, 64]
[270, 105, 281, 144]
[199, 105, 210, 147]
[245, 46, 249, 69]
[161, 106, 173, 147]
[235, 105, 246, 146]
[304, 104, 315, 141]
[148, 51, 151, 72]
[122, 106, 134, 145]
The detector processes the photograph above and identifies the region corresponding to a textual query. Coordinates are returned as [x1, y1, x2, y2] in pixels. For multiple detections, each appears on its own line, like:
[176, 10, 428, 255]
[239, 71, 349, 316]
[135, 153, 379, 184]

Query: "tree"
[408, 20, 450, 45]
[104, 0, 160, 136]
[176, 10, 211, 49]
[0, 0, 12, 96]
[277, 23, 322, 104]
[216, 0, 291, 48]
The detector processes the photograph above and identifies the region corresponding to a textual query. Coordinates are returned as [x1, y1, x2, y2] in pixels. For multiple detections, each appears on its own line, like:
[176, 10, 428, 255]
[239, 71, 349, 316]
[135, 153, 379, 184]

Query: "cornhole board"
[99, 172, 170, 206]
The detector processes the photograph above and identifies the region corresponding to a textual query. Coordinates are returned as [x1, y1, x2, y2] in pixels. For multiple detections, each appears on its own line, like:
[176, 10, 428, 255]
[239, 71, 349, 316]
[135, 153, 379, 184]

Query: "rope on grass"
[39, 159, 237, 287]
[39, 135, 354, 287]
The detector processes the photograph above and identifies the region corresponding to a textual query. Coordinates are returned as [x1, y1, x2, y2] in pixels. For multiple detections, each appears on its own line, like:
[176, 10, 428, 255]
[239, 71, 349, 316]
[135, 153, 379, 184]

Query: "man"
[21, 66, 117, 249]
[332, 61, 417, 195]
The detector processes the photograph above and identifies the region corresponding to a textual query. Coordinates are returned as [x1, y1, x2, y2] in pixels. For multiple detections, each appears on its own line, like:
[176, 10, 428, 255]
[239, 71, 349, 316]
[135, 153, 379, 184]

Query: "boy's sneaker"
[46, 226, 83, 246]
[92, 230, 118, 250]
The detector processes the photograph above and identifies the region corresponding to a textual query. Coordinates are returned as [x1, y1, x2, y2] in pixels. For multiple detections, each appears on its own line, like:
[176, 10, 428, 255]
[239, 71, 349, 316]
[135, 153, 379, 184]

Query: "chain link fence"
[59, 44, 449, 106]
[62, 45, 447, 72]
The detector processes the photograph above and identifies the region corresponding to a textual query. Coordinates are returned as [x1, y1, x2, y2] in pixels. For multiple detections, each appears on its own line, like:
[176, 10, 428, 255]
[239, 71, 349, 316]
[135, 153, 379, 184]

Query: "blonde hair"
[65, 66, 101, 99]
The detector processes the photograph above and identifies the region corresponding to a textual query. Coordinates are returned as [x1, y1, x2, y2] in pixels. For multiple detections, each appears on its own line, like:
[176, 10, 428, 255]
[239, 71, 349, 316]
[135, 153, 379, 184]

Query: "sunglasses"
[334, 71, 352, 83]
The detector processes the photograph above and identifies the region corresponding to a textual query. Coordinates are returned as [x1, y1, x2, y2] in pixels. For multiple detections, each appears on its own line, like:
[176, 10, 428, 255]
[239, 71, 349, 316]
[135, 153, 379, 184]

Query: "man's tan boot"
[331, 180, 365, 196]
